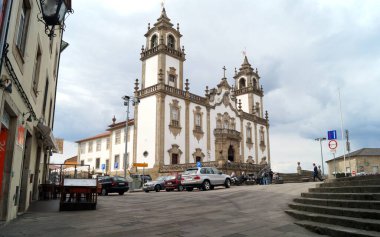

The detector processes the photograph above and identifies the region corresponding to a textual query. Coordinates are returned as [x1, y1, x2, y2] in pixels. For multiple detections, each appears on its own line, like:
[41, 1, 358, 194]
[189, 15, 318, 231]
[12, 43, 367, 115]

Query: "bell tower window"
[151, 34, 158, 48]
[167, 67, 178, 87]
[167, 35, 175, 49]
[239, 78, 246, 89]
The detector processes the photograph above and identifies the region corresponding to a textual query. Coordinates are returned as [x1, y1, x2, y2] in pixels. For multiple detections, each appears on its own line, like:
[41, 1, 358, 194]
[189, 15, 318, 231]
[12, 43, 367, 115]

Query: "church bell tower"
[140, 7, 186, 90]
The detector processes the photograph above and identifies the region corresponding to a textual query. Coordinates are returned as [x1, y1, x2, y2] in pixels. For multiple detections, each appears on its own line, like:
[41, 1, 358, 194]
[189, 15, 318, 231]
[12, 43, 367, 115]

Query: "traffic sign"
[328, 140, 338, 149]
[133, 163, 148, 167]
[327, 130, 337, 140]
[352, 170, 356, 176]
[114, 162, 118, 169]
[101, 164, 105, 170]
[196, 161, 202, 167]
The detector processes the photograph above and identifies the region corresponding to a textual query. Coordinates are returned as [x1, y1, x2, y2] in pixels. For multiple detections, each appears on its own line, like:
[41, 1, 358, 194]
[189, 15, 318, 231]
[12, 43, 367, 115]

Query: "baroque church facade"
[132, 8, 271, 175]
[76, 7, 270, 177]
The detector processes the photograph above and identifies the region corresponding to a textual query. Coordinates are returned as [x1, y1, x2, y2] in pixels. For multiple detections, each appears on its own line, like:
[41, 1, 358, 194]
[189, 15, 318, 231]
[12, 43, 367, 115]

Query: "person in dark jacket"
[313, 163, 323, 181]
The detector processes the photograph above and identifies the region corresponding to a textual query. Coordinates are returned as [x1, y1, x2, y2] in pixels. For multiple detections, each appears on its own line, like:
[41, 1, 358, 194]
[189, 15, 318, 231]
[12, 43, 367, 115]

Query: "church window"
[239, 78, 246, 89]
[171, 154, 178, 164]
[151, 34, 158, 48]
[246, 123, 252, 144]
[195, 114, 201, 127]
[255, 102, 260, 116]
[259, 126, 266, 152]
[169, 100, 181, 128]
[167, 67, 177, 87]
[167, 34, 175, 49]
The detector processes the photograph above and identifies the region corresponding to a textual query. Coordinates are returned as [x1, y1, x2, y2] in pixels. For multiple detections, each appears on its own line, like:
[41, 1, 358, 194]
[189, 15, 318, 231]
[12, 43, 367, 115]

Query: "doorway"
[228, 145, 234, 162]
[18, 131, 32, 212]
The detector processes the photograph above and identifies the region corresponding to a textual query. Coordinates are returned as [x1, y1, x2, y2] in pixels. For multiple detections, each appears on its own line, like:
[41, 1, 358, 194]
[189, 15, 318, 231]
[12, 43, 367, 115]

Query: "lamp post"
[315, 137, 326, 175]
[122, 95, 140, 179]
[38, 0, 73, 38]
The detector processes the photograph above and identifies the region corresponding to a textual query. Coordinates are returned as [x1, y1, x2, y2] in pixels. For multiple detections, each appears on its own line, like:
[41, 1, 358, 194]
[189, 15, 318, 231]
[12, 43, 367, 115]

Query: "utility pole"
[315, 137, 326, 175]
[345, 129, 351, 175]
[122, 96, 130, 179]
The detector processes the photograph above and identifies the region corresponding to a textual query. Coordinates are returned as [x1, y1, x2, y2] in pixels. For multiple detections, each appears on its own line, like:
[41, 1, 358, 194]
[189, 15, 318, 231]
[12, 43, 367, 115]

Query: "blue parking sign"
[114, 162, 118, 169]
[196, 161, 202, 167]
[101, 164, 105, 170]
[327, 130, 337, 140]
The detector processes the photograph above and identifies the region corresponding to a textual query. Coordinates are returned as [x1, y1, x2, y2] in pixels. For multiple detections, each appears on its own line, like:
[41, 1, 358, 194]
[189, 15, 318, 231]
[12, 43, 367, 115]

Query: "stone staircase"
[285, 175, 380, 237]
[281, 170, 314, 183]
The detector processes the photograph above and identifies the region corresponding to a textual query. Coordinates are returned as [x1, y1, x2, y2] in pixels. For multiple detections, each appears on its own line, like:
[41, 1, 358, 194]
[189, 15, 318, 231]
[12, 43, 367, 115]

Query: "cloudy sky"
[53, 0, 380, 172]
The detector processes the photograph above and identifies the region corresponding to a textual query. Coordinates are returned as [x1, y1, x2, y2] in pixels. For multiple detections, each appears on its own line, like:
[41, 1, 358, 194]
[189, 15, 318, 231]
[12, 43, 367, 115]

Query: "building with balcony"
[0, 0, 72, 222]
[76, 7, 271, 179]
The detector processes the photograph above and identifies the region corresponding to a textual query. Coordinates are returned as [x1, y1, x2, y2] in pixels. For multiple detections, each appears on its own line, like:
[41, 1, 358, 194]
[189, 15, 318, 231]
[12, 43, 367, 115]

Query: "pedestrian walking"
[313, 163, 323, 181]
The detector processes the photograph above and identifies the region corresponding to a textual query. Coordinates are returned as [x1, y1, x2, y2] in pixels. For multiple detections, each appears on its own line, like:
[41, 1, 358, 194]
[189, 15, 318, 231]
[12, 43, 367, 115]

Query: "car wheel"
[186, 187, 193, 192]
[119, 192, 124, 195]
[155, 185, 161, 192]
[101, 188, 108, 196]
[144, 190, 149, 193]
[165, 188, 172, 192]
[178, 185, 184, 192]
[225, 179, 231, 188]
[202, 180, 211, 191]
[210, 185, 215, 190]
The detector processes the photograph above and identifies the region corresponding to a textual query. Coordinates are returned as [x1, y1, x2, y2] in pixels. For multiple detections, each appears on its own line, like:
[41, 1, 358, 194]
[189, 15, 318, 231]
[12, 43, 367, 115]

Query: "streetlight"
[122, 95, 140, 179]
[315, 137, 326, 176]
[38, 0, 73, 38]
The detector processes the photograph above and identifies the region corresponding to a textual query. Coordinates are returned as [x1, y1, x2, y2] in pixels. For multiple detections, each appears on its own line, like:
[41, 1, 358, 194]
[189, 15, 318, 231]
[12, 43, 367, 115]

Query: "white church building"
[76, 8, 270, 177]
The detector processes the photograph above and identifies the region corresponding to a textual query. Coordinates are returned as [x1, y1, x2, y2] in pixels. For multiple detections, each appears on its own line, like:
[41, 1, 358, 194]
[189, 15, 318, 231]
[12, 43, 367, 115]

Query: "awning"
[36, 122, 58, 152]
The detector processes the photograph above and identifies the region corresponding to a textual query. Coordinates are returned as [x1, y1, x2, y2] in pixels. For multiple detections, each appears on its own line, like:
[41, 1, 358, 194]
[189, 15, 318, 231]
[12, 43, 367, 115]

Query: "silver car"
[143, 176, 167, 192]
[181, 167, 231, 191]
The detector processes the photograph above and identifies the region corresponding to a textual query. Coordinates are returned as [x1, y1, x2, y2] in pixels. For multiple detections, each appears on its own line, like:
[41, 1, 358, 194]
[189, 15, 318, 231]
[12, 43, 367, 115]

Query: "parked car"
[164, 173, 183, 191]
[130, 174, 152, 183]
[98, 176, 129, 195]
[143, 176, 167, 192]
[181, 167, 231, 191]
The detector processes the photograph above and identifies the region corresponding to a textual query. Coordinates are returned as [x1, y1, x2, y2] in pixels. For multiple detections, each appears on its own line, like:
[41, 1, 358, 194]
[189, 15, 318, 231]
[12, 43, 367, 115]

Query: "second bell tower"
[140, 7, 186, 90]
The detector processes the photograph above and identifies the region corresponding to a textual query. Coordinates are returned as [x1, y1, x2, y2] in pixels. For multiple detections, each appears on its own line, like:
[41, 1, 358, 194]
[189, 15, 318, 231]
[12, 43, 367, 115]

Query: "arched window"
[239, 78, 246, 89]
[167, 35, 175, 49]
[150, 34, 158, 48]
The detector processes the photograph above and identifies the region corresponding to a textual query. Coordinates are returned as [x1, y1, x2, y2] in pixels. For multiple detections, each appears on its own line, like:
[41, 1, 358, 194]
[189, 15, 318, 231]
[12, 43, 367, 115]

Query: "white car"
[181, 167, 231, 191]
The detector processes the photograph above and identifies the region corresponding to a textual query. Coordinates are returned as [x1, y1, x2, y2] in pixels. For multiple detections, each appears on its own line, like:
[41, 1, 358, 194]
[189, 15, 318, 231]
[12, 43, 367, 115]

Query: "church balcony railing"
[159, 161, 265, 173]
[213, 128, 241, 141]
[234, 86, 263, 96]
[137, 84, 207, 106]
[140, 45, 185, 61]
[241, 112, 268, 126]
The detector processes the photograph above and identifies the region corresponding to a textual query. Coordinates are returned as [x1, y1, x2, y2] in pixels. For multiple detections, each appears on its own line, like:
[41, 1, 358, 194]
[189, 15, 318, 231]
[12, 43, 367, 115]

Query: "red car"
[164, 173, 183, 191]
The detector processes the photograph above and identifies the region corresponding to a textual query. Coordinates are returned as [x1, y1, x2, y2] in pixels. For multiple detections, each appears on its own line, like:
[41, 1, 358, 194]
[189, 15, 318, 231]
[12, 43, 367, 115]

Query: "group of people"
[313, 163, 324, 181]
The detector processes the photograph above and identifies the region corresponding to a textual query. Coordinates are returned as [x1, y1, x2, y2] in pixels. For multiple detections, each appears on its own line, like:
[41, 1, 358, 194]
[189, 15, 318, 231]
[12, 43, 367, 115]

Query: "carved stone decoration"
[192, 106, 204, 141]
[169, 99, 182, 137]
[259, 126, 266, 152]
[259, 156, 268, 165]
[246, 122, 253, 150]
[167, 144, 183, 164]
[192, 148, 205, 163]
[223, 92, 230, 107]
[246, 156, 254, 164]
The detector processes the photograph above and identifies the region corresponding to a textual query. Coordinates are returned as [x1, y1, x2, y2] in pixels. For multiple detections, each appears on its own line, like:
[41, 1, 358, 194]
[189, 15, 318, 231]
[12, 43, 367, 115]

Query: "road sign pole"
[333, 153, 336, 178]
[338, 89, 347, 177]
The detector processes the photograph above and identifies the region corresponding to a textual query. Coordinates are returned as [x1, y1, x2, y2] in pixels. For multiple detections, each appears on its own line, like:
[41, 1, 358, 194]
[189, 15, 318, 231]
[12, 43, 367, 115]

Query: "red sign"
[17, 125, 25, 148]
[352, 170, 356, 175]
[328, 140, 338, 149]
[0, 127, 8, 198]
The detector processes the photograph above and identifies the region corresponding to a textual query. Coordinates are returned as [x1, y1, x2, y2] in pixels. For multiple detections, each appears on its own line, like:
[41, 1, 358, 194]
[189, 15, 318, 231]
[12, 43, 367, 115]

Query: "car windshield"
[113, 177, 126, 181]
[156, 176, 167, 181]
[166, 176, 176, 180]
[184, 169, 198, 175]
